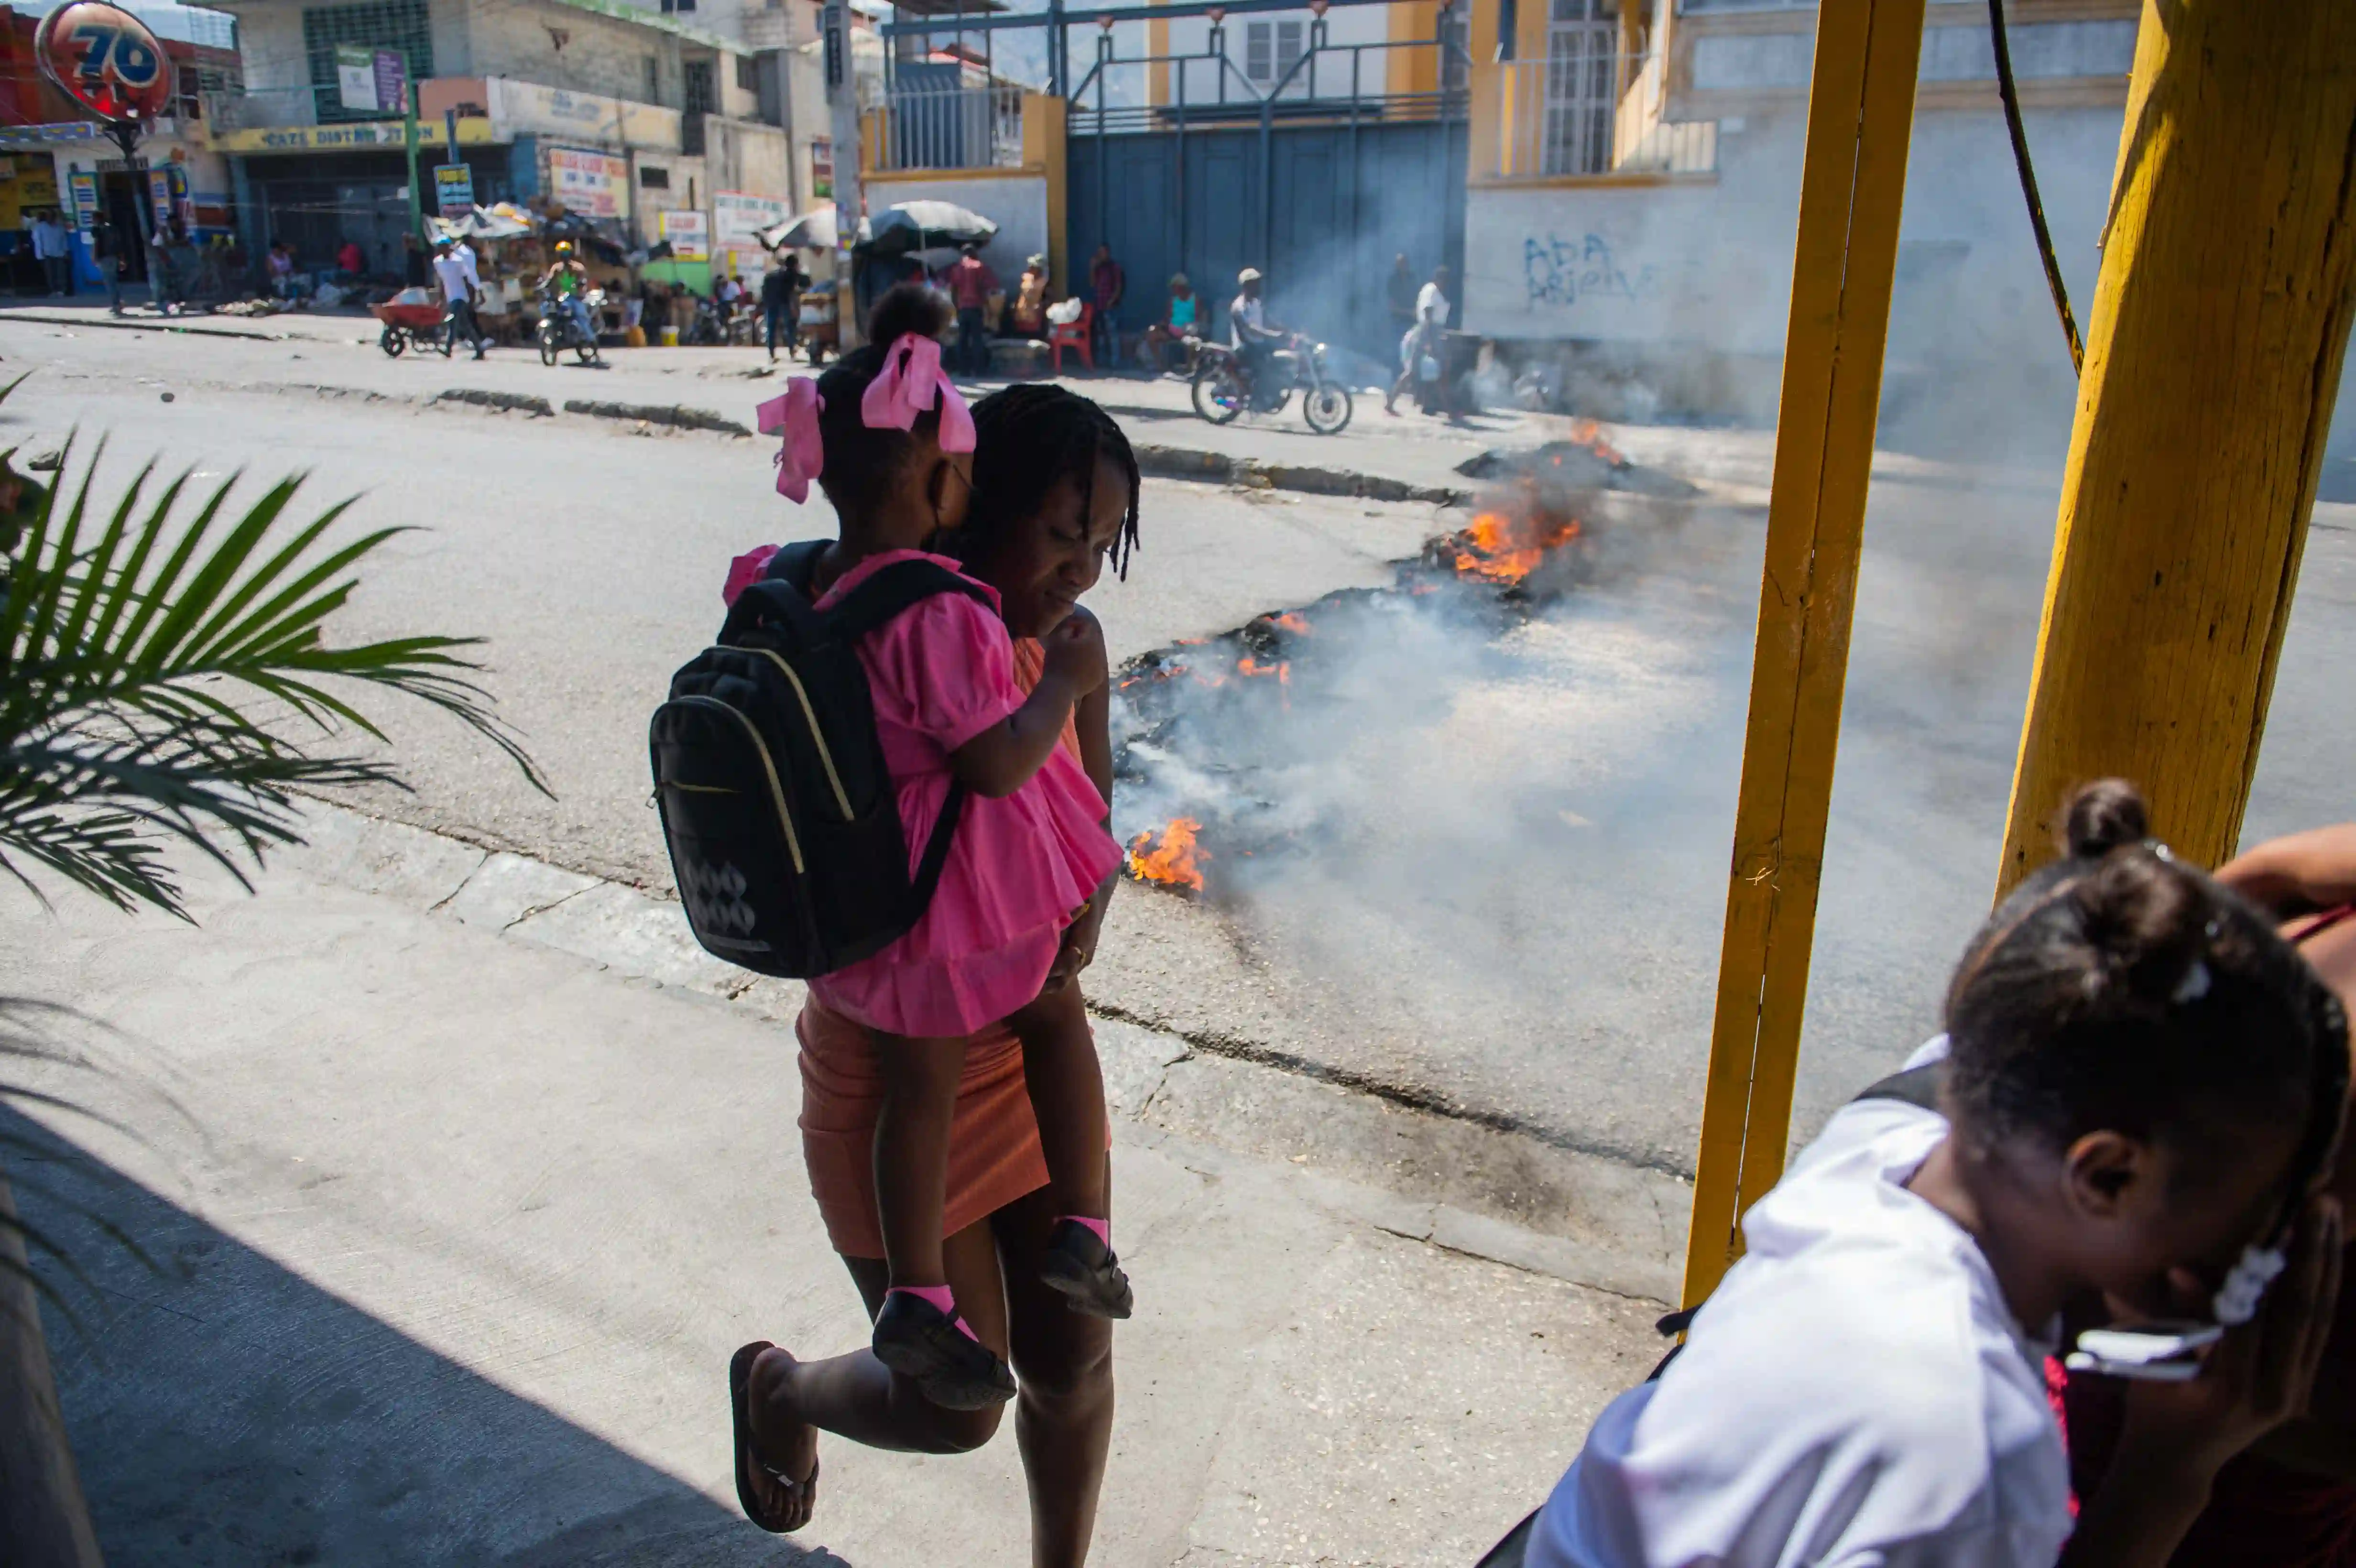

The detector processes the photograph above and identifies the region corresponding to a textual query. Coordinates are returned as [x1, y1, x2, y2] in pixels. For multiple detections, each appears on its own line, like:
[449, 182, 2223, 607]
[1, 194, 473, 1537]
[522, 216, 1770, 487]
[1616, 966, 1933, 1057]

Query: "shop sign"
[435, 163, 475, 217]
[0, 121, 102, 147]
[713, 191, 786, 248]
[334, 45, 407, 114]
[211, 120, 495, 155]
[67, 169, 97, 229]
[35, 1, 172, 125]
[547, 145, 628, 219]
[487, 79, 679, 152]
[810, 137, 832, 200]
[658, 209, 709, 261]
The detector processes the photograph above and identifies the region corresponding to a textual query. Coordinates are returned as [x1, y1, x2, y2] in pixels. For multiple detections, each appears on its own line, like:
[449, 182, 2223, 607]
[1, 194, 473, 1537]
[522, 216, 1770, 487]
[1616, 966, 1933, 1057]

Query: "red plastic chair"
[1048, 301, 1094, 373]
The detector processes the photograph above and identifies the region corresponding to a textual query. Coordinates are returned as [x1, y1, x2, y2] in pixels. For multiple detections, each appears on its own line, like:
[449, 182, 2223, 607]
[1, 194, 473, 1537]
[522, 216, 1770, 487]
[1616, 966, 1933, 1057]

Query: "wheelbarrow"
[372, 299, 451, 358]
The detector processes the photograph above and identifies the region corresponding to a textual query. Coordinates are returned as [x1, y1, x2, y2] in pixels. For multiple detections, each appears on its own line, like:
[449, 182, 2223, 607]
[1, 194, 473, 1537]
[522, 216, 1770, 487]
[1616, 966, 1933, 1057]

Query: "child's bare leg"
[1006, 984, 1132, 1318]
[1004, 983, 1108, 1220]
[870, 1031, 965, 1288]
[868, 1031, 1018, 1407]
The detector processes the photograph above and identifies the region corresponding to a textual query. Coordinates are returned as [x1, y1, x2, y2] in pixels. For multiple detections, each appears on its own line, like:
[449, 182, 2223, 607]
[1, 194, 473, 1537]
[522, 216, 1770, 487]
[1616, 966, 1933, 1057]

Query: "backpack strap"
[827, 557, 993, 642]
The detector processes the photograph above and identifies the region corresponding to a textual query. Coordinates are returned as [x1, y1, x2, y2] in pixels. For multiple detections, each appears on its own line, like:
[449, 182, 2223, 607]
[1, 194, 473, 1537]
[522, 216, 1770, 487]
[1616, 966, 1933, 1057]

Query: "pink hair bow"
[860, 333, 976, 454]
[758, 379, 826, 502]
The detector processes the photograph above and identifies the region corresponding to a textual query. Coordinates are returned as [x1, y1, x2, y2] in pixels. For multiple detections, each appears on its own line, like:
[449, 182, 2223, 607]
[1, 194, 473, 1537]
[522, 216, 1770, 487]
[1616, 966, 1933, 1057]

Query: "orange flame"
[1236, 656, 1291, 685]
[1566, 417, 1626, 466]
[1270, 612, 1312, 635]
[1450, 509, 1581, 585]
[1126, 817, 1207, 891]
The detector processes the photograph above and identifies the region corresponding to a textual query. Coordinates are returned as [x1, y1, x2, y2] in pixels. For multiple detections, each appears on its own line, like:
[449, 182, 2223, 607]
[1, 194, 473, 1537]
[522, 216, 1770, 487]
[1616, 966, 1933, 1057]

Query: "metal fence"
[204, 86, 328, 131]
[878, 83, 1025, 171]
[1484, 54, 1716, 179]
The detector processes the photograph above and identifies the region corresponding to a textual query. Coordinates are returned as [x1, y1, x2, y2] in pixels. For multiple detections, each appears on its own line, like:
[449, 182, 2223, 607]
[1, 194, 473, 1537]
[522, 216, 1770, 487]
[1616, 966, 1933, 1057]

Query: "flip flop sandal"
[730, 1341, 818, 1532]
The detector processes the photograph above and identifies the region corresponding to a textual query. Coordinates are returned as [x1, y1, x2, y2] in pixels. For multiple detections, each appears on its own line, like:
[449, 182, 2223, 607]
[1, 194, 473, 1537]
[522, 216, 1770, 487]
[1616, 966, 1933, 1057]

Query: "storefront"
[215, 118, 512, 278]
[2, 121, 229, 291]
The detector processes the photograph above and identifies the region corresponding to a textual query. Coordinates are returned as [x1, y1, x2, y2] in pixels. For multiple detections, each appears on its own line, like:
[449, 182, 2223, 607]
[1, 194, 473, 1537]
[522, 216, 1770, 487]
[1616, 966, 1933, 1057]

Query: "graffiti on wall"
[1523, 231, 1661, 310]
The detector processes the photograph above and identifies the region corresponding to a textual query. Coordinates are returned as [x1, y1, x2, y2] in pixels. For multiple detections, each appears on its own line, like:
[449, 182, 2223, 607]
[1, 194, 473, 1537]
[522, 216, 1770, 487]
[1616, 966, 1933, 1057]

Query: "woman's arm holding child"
[949, 611, 1106, 798]
[1046, 610, 1118, 993]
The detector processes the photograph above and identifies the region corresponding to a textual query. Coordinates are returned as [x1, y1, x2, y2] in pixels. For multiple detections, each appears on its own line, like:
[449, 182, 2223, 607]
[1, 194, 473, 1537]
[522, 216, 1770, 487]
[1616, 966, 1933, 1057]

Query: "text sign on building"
[435, 163, 475, 217]
[659, 209, 709, 261]
[809, 137, 832, 201]
[546, 146, 628, 219]
[34, 1, 173, 124]
[372, 49, 407, 114]
[67, 169, 96, 230]
[334, 45, 376, 110]
[714, 191, 786, 249]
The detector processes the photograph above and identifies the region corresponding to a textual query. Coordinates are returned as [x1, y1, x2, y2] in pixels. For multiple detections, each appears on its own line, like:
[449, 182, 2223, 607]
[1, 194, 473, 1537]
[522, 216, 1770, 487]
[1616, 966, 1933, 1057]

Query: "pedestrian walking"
[1384, 252, 1416, 357]
[761, 253, 804, 360]
[431, 234, 486, 359]
[728, 351, 1145, 1568]
[31, 210, 70, 297]
[1387, 263, 1451, 415]
[90, 213, 124, 315]
[1087, 242, 1123, 367]
[946, 243, 998, 376]
[150, 218, 185, 315]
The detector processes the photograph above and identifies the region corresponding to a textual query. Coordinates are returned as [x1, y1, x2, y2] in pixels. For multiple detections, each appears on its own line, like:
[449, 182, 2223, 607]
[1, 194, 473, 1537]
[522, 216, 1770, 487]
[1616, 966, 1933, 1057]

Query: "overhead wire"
[1987, 0, 2083, 376]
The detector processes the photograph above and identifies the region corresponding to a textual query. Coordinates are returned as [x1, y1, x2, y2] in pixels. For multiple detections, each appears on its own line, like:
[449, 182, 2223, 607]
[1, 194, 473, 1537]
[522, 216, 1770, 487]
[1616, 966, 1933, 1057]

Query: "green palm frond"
[0, 378, 547, 919]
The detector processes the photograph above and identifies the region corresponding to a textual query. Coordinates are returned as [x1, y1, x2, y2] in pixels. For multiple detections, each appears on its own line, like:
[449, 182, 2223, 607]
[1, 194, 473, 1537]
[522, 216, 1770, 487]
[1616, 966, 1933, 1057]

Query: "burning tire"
[1191, 354, 1247, 425]
[1304, 383, 1353, 435]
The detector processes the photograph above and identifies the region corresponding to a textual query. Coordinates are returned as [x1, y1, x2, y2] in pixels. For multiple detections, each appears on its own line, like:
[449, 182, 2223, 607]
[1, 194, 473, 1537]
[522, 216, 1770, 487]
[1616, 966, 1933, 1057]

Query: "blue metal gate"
[1066, 25, 1468, 370]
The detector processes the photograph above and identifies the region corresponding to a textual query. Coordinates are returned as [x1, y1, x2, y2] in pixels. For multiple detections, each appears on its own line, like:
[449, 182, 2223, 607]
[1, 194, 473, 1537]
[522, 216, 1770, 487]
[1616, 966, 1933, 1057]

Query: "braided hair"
[959, 383, 1142, 580]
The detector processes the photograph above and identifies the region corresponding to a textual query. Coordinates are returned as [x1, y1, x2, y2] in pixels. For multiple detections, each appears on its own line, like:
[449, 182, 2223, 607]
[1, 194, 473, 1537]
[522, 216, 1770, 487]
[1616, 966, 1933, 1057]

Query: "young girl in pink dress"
[733, 286, 1128, 1412]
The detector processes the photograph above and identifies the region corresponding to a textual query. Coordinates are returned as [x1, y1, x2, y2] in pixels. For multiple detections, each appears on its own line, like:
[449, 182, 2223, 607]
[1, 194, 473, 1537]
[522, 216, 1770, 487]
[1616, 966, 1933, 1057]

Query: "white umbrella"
[757, 207, 872, 251]
[866, 200, 997, 256]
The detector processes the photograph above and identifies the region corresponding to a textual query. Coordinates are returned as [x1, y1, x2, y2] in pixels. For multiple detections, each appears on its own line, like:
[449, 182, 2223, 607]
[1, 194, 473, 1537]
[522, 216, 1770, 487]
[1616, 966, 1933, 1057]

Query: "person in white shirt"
[1386, 263, 1451, 415]
[430, 235, 486, 359]
[1227, 267, 1285, 406]
[31, 210, 69, 297]
[1517, 778, 2348, 1568]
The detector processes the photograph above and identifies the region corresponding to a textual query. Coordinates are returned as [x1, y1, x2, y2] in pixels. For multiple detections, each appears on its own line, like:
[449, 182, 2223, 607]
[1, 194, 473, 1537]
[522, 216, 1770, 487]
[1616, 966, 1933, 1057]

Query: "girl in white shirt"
[1525, 779, 2348, 1568]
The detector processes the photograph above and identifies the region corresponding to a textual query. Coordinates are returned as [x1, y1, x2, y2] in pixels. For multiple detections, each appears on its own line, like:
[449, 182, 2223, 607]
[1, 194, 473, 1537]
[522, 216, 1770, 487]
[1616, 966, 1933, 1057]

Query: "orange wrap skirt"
[797, 998, 1052, 1259]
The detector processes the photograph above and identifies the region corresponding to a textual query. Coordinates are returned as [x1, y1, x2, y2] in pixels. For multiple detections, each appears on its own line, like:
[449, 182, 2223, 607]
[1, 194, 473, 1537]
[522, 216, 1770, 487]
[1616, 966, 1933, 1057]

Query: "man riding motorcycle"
[1228, 267, 1287, 409]
[539, 241, 600, 360]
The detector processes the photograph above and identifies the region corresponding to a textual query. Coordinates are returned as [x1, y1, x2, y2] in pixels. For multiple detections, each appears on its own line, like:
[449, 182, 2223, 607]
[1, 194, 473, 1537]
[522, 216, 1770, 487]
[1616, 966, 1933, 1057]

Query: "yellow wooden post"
[1680, 0, 1927, 1309]
[1995, 0, 2356, 899]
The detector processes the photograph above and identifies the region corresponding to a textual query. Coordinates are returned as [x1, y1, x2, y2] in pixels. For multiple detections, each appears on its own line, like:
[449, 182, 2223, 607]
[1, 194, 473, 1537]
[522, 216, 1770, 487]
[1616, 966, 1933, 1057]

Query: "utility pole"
[404, 79, 423, 247]
[1995, 0, 2356, 896]
[824, 0, 863, 349]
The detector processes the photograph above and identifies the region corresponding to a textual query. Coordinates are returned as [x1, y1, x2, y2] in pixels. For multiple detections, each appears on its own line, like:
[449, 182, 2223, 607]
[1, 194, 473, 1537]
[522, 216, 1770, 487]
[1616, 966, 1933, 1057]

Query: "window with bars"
[1244, 19, 1303, 86]
[303, 0, 432, 122]
[1439, 5, 1469, 93]
[684, 59, 718, 113]
[1543, 0, 1618, 174]
[735, 55, 757, 91]
[644, 54, 661, 104]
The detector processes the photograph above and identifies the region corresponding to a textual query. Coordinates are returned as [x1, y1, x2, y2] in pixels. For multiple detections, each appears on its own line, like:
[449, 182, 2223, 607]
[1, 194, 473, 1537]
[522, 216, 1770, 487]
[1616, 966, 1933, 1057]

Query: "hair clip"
[2148, 839, 2177, 863]
[2172, 958, 2212, 1004]
[2214, 1242, 2287, 1327]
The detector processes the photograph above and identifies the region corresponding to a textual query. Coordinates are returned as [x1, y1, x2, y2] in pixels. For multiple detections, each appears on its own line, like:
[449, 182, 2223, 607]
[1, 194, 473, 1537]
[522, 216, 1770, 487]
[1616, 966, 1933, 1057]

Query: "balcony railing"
[1476, 55, 1716, 181]
[874, 83, 1024, 171]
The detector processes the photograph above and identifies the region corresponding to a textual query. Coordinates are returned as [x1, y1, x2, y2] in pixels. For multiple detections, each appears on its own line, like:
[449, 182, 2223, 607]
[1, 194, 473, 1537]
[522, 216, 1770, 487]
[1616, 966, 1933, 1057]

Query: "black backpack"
[649, 541, 989, 978]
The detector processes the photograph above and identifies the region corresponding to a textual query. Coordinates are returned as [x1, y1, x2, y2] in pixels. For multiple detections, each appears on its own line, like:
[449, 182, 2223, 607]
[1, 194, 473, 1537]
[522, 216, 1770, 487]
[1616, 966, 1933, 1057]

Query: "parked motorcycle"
[1190, 333, 1353, 434]
[536, 284, 605, 366]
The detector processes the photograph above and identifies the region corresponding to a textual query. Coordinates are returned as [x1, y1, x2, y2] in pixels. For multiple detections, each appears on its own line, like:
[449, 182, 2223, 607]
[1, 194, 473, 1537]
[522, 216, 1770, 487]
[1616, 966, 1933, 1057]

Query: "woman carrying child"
[1519, 780, 2349, 1567]
[727, 287, 1145, 1568]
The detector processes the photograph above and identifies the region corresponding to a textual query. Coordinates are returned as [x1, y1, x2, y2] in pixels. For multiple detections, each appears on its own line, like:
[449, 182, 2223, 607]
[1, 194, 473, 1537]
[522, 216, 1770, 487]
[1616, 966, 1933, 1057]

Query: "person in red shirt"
[1088, 242, 1124, 367]
[947, 244, 1000, 377]
[336, 238, 366, 279]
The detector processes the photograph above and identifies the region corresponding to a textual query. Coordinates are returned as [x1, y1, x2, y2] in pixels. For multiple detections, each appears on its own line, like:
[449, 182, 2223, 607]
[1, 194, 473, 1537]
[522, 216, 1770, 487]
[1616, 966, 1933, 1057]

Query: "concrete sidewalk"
[2, 809, 1669, 1568]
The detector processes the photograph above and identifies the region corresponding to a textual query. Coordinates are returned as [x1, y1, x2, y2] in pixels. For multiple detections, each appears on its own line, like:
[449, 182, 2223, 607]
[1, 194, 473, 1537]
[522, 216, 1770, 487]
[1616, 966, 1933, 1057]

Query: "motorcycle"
[536, 284, 605, 365]
[1190, 332, 1354, 435]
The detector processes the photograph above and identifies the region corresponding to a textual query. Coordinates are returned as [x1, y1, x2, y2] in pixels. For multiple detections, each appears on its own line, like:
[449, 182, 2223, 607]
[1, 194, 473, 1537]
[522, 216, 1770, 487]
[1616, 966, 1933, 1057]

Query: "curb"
[0, 307, 289, 343]
[562, 398, 752, 436]
[1132, 442, 1470, 507]
[286, 801, 1686, 1304]
[435, 388, 557, 417]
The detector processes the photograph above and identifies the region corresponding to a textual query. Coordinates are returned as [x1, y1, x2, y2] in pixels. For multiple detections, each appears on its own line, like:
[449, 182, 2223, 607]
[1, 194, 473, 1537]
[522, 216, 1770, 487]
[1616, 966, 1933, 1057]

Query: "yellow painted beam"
[1680, 0, 1928, 1309]
[1996, 0, 2356, 897]
[1022, 92, 1070, 293]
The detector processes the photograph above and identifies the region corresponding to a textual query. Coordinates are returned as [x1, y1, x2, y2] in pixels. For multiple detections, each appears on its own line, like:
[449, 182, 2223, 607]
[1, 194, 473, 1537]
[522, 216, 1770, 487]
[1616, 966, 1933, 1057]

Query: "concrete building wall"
[465, 1, 683, 106]
[1465, 101, 2124, 423]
